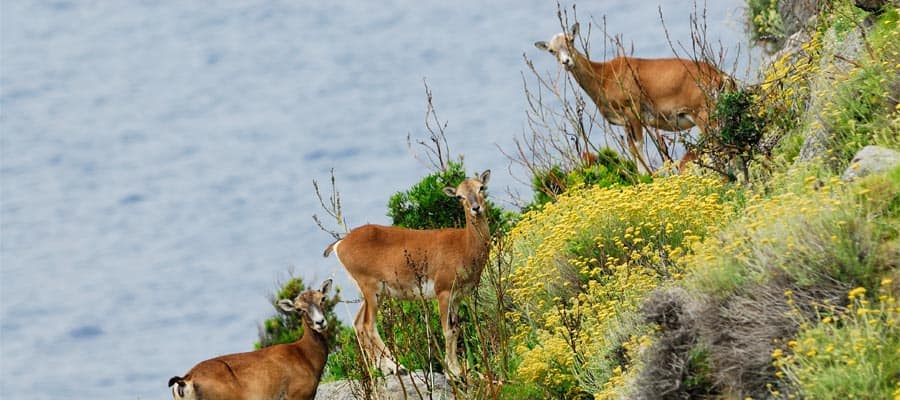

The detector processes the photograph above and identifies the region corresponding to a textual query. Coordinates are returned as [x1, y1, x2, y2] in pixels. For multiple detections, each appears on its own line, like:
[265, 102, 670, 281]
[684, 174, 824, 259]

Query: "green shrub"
[716, 90, 765, 148]
[747, 0, 785, 44]
[387, 161, 511, 234]
[531, 165, 567, 207]
[497, 381, 546, 399]
[528, 148, 645, 209]
[821, 7, 900, 171]
[379, 297, 446, 373]
[683, 346, 716, 396]
[695, 89, 767, 181]
[255, 276, 342, 349]
[321, 326, 366, 381]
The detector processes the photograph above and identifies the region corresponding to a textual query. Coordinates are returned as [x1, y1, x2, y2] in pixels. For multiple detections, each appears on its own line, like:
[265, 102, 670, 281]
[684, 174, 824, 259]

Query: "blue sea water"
[1, 1, 754, 398]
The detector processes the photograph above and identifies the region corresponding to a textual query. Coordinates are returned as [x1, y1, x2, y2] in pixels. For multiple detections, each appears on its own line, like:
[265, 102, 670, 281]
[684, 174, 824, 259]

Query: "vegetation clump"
[255, 275, 342, 349]
[529, 148, 646, 208]
[260, 3, 899, 399]
[388, 160, 511, 234]
[748, 0, 786, 45]
[505, 173, 737, 397]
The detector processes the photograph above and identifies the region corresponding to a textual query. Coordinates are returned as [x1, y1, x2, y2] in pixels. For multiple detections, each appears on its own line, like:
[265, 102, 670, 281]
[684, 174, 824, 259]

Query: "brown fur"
[168, 283, 332, 400]
[536, 24, 735, 172]
[325, 171, 492, 377]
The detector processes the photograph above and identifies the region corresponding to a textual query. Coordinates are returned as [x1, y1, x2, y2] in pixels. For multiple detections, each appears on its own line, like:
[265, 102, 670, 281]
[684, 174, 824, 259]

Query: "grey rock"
[765, 30, 811, 68]
[797, 25, 866, 164]
[315, 371, 455, 400]
[855, 0, 891, 12]
[841, 146, 900, 182]
[779, 0, 821, 40]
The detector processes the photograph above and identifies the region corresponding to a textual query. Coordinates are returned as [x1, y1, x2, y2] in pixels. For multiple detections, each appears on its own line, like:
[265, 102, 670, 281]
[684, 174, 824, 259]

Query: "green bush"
[747, 0, 785, 44]
[387, 161, 511, 234]
[379, 298, 446, 373]
[528, 148, 645, 209]
[697, 89, 768, 181]
[716, 90, 765, 151]
[821, 7, 900, 171]
[321, 326, 366, 381]
[531, 165, 567, 207]
[255, 276, 343, 349]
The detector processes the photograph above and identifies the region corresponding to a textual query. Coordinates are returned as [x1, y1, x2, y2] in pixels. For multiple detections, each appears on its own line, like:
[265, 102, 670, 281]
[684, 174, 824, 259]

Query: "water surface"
[0, 1, 753, 398]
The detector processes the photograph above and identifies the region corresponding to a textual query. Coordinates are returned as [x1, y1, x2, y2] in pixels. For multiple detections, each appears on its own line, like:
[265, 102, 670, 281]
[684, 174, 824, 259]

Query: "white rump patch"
[331, 241, 362, 291]
[385, 279, 436, 299]
[419, 279, 436, 298]
[331, 241, 341, 261]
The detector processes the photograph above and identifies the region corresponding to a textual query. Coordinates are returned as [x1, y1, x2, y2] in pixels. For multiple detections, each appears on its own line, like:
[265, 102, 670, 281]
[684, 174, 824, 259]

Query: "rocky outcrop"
[797, 24, 867, 164]
[854, 0, 893, 12]
[779, 0, 821, 40]
[315, 371, 455, 400]
[841, 146, 900, 182]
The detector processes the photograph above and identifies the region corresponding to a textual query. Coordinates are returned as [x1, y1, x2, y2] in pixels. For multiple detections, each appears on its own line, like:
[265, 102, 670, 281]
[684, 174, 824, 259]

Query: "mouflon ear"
[479, 170, 491, 185]
[443, 186, 458, 198]
[320, 279, 333, 295]
[278, 299, 296, 313]
[570, 22, 580, 38]
[534, 41, 549, 51]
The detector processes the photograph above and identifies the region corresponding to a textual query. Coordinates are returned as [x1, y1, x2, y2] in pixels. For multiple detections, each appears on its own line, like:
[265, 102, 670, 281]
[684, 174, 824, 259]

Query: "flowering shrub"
[687, 170, 890, 298]
[757, 34, 821, 164]
[747, 0, 785, 44]
[773, 281, 899, 399]
[505, 174, 735, 396]
[667, 164, 899, 397]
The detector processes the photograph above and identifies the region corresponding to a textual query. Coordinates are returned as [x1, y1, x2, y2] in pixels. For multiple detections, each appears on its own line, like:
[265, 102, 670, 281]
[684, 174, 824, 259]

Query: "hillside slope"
[496, 1, 899, 398]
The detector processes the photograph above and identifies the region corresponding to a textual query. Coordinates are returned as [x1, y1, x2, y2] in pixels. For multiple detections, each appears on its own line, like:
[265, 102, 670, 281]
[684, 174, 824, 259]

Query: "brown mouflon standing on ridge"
[324, 170, 492, 377]
[168, 279, 332, 400]
[535, 22, 736, 172]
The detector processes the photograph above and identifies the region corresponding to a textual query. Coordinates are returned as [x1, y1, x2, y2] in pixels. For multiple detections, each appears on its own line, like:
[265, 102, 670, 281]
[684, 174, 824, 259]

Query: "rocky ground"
[315, 371, 455, 400]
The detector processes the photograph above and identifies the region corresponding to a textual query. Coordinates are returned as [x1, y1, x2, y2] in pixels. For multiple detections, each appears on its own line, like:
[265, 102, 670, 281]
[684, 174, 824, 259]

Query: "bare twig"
[311, 169, 348, 240]
[407, 79, 454, 172]
[508, 3, 671, 205]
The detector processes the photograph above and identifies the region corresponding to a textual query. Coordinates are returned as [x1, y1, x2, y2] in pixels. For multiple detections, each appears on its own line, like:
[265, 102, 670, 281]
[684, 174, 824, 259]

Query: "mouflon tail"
[323, 240, 340, 257]
[168, 376, 190, 399]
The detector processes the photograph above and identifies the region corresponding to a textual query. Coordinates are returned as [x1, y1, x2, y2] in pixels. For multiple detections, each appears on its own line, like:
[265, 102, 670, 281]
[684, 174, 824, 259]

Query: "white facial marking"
[309, 305, 326, 330]
[547, 33, 573, 68]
